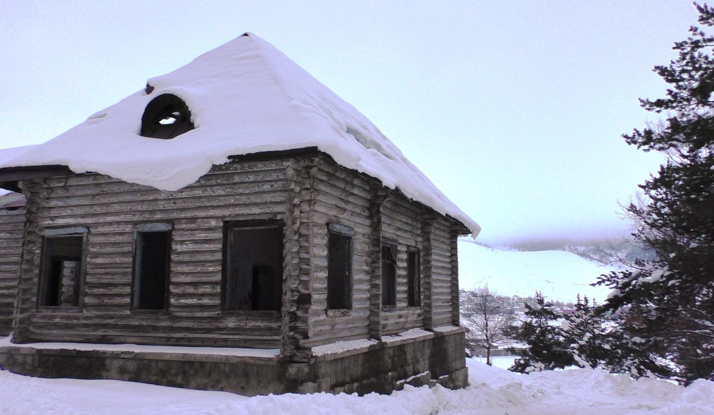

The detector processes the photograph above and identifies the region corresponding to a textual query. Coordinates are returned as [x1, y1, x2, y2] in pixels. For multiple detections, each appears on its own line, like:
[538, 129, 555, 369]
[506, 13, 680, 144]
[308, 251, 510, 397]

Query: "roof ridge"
[241, 33, 299, 113]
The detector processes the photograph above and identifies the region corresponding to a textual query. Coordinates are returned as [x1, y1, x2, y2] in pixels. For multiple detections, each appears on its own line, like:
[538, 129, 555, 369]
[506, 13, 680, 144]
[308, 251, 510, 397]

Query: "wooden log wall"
[8, 150, 467, 350]
[302, 155, 464, 348]
[0, 196, 26, 335]
[367, 184, 388, 339]
[379, 193, 424, 335]
[429, 216, 456, 327]
[302, 157, 374, 346]
[12, 159, 296, 348]
[281, 158, 313, 361]
[420, 214, 436, 330]
[450, 225, 462, 327]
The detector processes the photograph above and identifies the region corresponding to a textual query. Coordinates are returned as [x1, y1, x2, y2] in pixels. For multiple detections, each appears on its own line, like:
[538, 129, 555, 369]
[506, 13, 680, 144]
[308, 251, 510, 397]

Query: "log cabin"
[0, 33, 480, 396]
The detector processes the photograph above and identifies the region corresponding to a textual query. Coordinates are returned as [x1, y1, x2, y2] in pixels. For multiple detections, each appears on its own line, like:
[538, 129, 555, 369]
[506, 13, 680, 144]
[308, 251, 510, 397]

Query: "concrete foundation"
[0, 330, 467, 396]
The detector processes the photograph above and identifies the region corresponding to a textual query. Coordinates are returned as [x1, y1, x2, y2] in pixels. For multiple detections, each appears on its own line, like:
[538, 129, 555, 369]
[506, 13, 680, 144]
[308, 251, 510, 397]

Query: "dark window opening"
[381, 243, 397, 306]
[408, 250, 421, 307]
[327, 230, 352, 310]
[140, 94, 195, 139]
[223, 222, 283, 311]
[39, 235, 84, 307]
[133, 231, 171, 310]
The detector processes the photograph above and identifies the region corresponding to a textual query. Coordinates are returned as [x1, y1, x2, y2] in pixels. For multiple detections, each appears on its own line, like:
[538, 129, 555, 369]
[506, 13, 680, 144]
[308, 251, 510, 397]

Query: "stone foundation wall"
[0, 330, 467, 396]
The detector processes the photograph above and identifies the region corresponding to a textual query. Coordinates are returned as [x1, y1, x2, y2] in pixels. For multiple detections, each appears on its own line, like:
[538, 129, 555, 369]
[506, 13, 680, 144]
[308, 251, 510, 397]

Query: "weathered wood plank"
[40, 191, 288, 218]
[44, 179, 289, 207]
[0, 202, 25, 335]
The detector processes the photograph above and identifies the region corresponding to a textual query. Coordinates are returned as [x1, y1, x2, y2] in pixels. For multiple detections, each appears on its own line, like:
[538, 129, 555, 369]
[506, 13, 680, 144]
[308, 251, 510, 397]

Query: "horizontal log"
[172, 228, 223, 241]
[170, 262, 222, 273]
[40, 191, 288, 218]
[44, 179, 289, 208]
[170, 272, 221, 284]
[312, 203, 371, 228]
[0, 221, 26, 232]
[85, 286, 132, 296]
[25, 328, 281, 348]
[87, 232, 134, 244]
[43, 162, 286, 189]
[172, 240, 222, 252]
[172, 251, 222, 263]
[170, 284, 221, 295]
[314, 193, 370, 218]
[85, 275, 131, 285]
[0, 230, 25, 239]
[316, 160, 372, 191]
[87, 243, 133, 254]
[37, 203, 287, 227]
[0, 209, 25, 219]
[313, 180, 371, 208]
[29, 313, 282, 329]
[306, 326, 370, 345]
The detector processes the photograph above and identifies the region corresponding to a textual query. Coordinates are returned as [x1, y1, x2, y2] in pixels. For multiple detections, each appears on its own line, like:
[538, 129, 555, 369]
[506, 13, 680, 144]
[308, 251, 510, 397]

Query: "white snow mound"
[2, 359, 713, 414]
[0, 33, 479, 236]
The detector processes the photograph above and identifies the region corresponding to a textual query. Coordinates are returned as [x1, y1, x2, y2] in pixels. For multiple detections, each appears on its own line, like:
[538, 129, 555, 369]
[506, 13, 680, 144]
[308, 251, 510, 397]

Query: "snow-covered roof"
[0, 33, 479, 236]
[0, 192, 25, 209]
[0, 145, 38, 167]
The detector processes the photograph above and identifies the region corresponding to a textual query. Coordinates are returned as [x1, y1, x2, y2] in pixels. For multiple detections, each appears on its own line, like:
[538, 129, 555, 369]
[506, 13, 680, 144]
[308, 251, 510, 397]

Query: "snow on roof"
[1, 33, 480, 236]
[0, 192, 25, 208]
[0, 144, 38, 167]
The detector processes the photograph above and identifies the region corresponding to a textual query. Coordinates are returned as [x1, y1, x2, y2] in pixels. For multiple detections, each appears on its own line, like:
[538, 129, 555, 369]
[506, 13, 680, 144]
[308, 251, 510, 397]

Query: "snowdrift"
[2, 359, 712, 414]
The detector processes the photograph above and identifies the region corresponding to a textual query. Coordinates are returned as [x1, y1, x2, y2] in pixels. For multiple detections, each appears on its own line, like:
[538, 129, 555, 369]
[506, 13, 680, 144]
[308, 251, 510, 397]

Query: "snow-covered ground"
[1, 359, 712, 415]
[459, 240, 614, 303]
[471, 355, 516, 370]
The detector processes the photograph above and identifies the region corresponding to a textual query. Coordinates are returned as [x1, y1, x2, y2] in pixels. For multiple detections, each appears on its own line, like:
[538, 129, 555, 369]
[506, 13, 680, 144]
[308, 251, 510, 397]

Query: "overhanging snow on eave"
[226, 146, 320, 162]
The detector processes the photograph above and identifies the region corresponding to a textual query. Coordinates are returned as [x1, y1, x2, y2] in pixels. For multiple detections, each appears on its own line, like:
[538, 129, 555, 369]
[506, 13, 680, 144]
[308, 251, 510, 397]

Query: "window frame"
[37, 227, 88, 309]
[221, 219, 285, 314]
[131, 222, 172, 313]
[326, 222, 354, 311]
[407, 248, 421, 308]
[381, 239, 398, 308]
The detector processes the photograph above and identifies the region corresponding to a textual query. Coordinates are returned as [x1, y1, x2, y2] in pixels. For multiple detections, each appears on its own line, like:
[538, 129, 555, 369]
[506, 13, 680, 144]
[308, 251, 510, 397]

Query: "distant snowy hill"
[508, 238, 656, 265]
[458, 240, 614, 303]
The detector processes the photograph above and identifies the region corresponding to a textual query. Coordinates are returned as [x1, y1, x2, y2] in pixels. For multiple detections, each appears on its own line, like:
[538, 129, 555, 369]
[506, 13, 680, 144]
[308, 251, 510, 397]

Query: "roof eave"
[0, 165, 73, 192]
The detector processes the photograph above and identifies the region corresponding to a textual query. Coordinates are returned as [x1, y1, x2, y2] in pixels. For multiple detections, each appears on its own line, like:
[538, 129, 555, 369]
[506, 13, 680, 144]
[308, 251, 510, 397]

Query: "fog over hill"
[458, 239, 615, 304]
[503, 237, 656, 265]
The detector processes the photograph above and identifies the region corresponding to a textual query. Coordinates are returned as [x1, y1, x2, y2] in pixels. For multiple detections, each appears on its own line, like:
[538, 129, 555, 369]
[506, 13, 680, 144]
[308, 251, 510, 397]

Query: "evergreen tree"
[507, 293, 671, 377]
[560, 296, 606, 369]
[507, 293, 574, 373]
[596, 3, 714, 384]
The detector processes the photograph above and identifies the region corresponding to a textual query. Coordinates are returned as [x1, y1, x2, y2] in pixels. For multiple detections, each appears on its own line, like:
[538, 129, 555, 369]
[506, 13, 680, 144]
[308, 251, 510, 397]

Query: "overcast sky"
[0, 1, 698, 245]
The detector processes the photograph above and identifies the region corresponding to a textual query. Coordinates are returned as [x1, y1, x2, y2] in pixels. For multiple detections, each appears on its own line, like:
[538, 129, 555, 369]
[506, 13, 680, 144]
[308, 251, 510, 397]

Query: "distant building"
[0, 33, 479, 396]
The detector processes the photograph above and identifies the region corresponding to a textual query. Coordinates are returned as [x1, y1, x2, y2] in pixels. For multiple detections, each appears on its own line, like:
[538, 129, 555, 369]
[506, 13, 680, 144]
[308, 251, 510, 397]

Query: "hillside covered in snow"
[458, 240, 614, 303]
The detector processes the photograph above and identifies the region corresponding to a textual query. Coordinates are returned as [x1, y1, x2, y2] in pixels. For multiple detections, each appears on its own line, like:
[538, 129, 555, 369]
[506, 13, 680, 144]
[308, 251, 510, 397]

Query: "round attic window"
[140, 94, 195, 139]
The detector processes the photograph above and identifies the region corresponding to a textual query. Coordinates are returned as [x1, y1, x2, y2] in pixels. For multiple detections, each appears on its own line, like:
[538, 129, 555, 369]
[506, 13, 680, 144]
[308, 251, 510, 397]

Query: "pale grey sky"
[0, 1, 696, 245]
